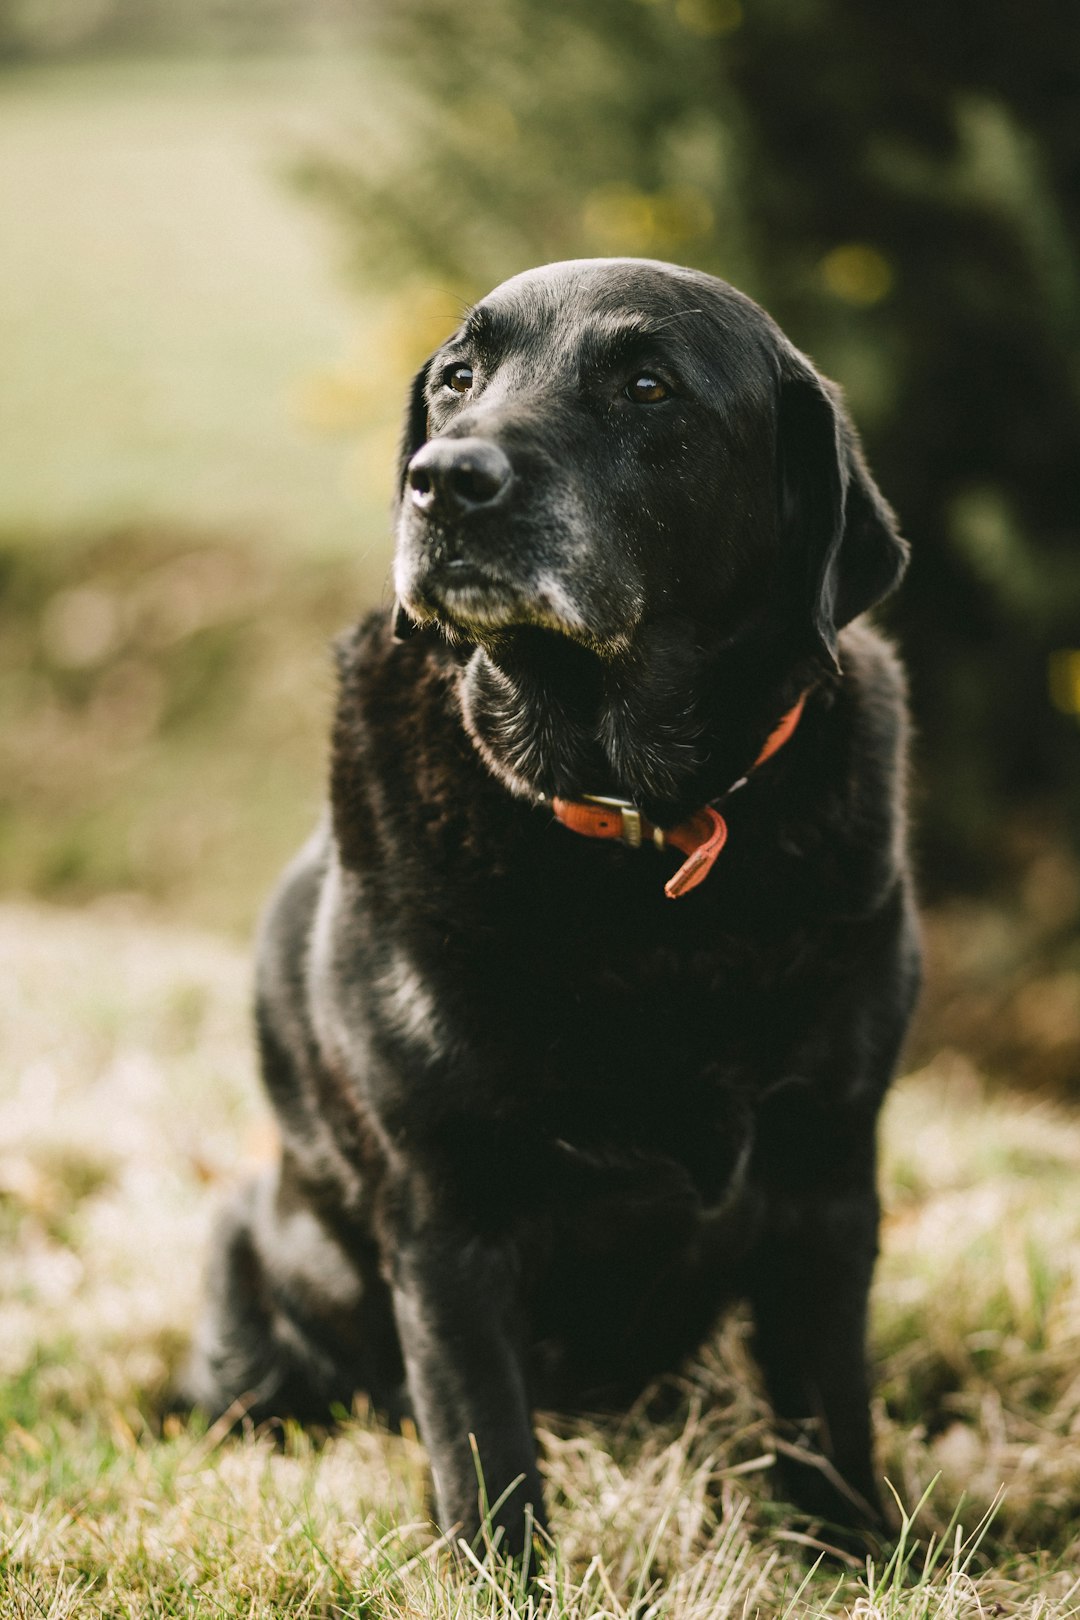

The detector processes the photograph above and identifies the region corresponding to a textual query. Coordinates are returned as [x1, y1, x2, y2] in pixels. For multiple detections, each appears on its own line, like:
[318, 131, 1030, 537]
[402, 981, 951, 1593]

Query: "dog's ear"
[777, 364, 908, 669]
[391, 355, 435, 642]
[396, 355, 433, 506]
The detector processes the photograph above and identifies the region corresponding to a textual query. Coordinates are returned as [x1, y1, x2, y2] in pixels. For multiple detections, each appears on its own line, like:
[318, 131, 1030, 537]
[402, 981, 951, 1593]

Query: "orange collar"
[551, 692, 808, 900]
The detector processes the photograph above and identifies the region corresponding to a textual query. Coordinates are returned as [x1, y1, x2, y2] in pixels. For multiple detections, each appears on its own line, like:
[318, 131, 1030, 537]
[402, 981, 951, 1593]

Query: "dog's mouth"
[433, 562, 524, 625]
[401, 559, 591, 643]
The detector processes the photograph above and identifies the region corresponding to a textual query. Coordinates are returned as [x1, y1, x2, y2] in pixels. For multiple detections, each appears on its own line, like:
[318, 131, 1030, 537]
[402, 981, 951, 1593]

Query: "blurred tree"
[297, 0, 1080, 893]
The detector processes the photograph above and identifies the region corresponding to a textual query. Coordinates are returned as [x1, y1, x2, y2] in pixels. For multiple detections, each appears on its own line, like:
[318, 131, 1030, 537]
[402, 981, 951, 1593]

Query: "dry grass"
[2, 899, 1080, 1618]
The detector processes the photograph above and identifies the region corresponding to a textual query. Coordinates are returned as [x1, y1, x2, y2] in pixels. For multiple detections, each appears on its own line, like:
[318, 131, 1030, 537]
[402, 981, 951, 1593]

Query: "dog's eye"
[444, 364, 474, 395]
[625, 374, 669, 404]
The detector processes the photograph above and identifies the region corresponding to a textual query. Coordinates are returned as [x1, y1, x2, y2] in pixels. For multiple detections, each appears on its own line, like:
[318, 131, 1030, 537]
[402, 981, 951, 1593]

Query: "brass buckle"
[582, 793, 642, 848]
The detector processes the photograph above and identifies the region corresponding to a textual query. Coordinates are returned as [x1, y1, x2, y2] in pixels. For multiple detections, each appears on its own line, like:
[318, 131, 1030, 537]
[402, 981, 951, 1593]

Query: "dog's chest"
[493, 941, 760, 1223]
[542, 1095, 754, 1228]
[500, 921, 799, 1094]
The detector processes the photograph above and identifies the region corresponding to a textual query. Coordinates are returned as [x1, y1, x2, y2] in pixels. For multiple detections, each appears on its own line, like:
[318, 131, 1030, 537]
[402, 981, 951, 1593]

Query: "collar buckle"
[551, 690, 810, 898]
[582, 794, 642, 848]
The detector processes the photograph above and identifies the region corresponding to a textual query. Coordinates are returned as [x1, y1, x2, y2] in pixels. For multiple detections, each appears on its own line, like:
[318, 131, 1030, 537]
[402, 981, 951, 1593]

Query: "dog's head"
[392, 258, 906, 672]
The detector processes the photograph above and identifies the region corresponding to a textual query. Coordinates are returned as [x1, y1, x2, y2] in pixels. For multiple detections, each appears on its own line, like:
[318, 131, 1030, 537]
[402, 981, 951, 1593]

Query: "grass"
[3, 900, 1080, 1617]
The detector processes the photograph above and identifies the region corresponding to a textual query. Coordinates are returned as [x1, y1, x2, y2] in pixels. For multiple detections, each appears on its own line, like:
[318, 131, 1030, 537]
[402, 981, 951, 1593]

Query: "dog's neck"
[451, 622, 823, 826]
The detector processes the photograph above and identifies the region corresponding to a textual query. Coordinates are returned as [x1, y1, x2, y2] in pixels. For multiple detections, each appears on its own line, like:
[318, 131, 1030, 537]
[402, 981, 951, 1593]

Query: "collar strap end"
[662, 805, 728, 898]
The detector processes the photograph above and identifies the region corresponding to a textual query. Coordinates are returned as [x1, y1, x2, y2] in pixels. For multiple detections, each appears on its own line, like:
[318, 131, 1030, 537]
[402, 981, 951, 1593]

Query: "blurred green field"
[0, 56, 384, 551]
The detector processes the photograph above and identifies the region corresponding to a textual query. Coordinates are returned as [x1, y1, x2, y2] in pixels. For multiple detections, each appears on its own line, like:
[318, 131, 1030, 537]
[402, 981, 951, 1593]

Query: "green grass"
[2, 901, 1080, 1617]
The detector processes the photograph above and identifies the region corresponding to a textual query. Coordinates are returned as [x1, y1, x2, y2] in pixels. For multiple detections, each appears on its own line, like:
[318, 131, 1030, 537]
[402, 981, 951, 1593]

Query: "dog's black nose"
[407, 438, 512, 517]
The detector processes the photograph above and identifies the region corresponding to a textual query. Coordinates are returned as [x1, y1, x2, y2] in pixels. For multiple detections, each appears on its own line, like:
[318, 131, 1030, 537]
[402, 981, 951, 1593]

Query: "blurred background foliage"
[1, 0, 1078, 1083]
[292, 0, 1080, 892]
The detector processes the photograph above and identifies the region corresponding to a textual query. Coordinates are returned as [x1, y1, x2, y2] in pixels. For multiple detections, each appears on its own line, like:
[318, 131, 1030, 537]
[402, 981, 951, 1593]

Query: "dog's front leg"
[385, 1192, 544, 1556]
[745, 1171, 884, 1537]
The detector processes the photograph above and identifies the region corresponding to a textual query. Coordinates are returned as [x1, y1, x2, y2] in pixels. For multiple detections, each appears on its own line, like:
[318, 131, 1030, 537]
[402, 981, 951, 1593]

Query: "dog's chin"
[400, 570, 602, 651]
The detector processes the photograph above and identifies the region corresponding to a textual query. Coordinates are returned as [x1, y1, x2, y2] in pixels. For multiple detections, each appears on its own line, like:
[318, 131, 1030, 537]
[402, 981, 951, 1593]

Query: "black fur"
[184, 259, 920, 1554]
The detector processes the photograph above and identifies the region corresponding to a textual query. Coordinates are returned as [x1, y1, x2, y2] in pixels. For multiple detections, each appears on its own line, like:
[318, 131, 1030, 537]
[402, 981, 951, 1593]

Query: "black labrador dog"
[185, 258, 920, 1554]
